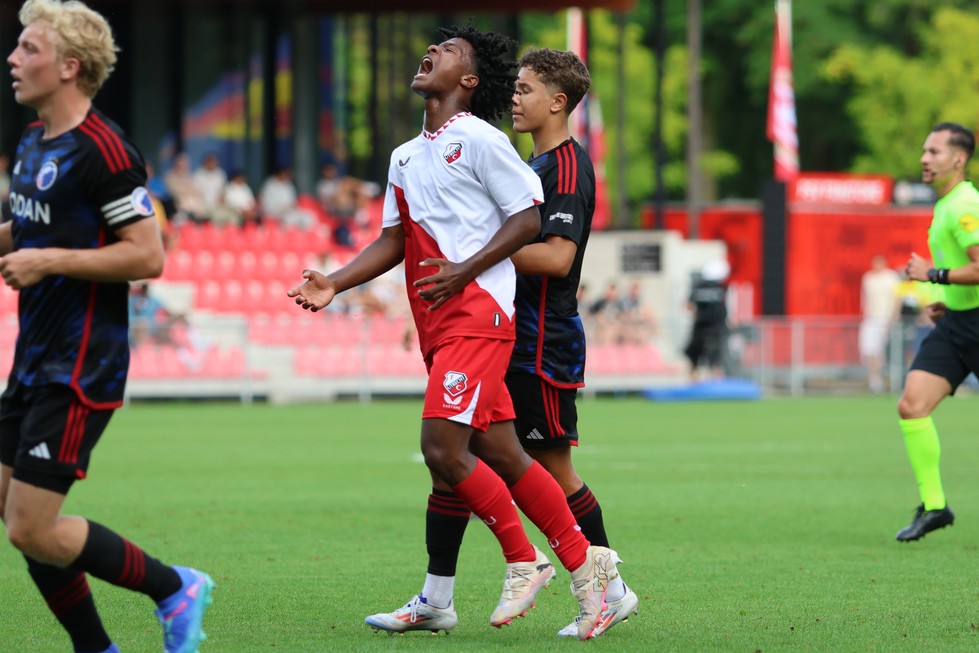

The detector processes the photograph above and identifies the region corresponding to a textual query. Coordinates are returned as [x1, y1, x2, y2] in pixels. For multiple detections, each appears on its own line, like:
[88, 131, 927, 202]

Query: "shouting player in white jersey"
[289, 25, 621, 640]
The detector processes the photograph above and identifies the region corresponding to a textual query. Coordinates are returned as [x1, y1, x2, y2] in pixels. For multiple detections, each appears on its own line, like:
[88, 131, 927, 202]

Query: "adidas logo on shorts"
[28, 442, 51, 459]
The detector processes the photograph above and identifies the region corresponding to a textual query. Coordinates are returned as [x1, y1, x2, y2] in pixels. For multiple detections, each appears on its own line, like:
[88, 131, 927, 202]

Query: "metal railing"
[0, 313, 918, 402]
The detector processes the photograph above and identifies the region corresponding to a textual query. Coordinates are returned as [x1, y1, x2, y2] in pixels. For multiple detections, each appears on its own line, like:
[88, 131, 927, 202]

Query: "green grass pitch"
[3, 395, 979, 652]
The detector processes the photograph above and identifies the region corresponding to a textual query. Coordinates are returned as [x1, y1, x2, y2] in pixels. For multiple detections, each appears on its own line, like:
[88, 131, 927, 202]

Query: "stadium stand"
[0, 210, 687, 402]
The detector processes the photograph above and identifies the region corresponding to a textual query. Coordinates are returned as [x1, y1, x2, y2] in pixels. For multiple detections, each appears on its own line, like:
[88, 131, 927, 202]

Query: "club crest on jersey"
[36, 160, 58, 190]
[443, 142, 462, 164]
[130, 187, 156, 217]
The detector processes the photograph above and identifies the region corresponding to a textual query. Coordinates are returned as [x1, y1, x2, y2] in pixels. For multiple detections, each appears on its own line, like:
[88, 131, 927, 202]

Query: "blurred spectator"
[316, 162, 344, 215]
[192, 152, 229, 223]
[164, 153, 207, 223]
[576, 282, 593, 336]
[316, 162, 378, 246]
[146, 160, 174, 216]
[128, 282, 173, 346]
[143, 162, 175, 251]
[617, 280, 657, 345]
[896, 271, 942, 368]
[259, 167, 316, 229]
[683, 259, 730, 381]
[0, 152, 11, 204]
[223, 170, 258, 226]
[354, 263, 408, 320]
[588, 282, 623, 345]
[171, 315, 215, 374]
[860, 254, 901, 393]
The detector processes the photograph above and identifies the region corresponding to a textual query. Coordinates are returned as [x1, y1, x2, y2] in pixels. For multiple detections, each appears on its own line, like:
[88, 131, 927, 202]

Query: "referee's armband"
[927, 268, 951, 284]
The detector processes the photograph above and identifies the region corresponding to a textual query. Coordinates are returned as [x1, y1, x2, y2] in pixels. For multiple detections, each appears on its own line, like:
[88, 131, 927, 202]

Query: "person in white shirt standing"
[288, 24, 621, 640]
[860, 254, 901, 393]
[191, 152, 227, 222]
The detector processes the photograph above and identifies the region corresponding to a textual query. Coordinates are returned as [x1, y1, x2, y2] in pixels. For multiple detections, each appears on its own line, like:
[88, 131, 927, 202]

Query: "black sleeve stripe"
[555, 142, 578, 195]
[78, 114, 132, 174]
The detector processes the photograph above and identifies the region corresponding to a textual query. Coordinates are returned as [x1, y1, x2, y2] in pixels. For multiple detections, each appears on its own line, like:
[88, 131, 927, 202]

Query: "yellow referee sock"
[899, 416, 946, 510]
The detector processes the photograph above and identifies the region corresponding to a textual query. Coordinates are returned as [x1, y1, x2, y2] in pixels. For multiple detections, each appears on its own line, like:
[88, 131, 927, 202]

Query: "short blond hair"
[19, 0, 118, 97]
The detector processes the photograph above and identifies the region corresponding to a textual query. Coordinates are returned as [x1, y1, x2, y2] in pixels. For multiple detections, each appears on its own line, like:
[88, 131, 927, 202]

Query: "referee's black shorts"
[506, 370, 579, 450]
[910, 306, 979, 393]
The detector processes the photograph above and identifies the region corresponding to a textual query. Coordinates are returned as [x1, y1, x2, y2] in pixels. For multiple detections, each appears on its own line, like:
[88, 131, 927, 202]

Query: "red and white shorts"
[422, 336, 516, 432]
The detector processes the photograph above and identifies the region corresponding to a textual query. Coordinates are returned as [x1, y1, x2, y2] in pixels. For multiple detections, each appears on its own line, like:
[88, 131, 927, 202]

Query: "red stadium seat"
[192, 250, 215, 279]
[175, 223, 204, 251]
[163, 249, 194, 281]
[195, 279, 222, 310]
[0, 285, 18, 314]
[214, 250, 237, 279]
[237, 251, 258, 279]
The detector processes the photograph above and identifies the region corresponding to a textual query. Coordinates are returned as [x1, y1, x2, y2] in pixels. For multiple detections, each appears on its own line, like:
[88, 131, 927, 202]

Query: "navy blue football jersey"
[4, 109, 155, 407]
[509, 138, 595, 387]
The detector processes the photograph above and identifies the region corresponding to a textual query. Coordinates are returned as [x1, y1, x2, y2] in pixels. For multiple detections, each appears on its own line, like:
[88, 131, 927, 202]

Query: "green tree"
[519, 10, 734, 223]
[825, 7, 979, 181]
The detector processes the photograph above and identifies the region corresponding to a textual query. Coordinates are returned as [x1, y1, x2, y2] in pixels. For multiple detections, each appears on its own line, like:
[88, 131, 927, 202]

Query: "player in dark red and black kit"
[508, 47, 638, 638]
[0, 2, 213, 652]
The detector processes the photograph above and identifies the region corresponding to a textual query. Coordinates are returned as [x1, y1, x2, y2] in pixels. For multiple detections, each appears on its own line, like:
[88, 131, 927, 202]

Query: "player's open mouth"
[417, 57, 433, 75]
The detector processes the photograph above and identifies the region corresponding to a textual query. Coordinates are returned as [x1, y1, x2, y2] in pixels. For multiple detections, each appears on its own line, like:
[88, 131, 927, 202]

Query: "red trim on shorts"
[540, 378, 566, 437]
[58, 400, 89, 464]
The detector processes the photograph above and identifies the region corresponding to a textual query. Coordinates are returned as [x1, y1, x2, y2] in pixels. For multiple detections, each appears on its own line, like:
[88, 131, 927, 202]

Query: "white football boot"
[489, 545, 556, 627]
[365, 595, 457, 634]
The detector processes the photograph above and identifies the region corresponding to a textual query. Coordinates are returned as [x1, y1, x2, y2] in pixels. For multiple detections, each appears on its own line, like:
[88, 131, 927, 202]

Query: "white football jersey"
[383, 112, 544, 356]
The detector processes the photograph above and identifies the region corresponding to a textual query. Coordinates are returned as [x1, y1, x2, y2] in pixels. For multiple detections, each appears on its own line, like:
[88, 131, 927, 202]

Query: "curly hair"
[19, 0, 118, 98]
[438, 25, 516, 123]
[518, 48, 591, 115]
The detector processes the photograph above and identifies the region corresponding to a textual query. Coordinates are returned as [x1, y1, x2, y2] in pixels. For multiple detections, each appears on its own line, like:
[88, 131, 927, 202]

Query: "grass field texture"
[2, 395, 979, 652]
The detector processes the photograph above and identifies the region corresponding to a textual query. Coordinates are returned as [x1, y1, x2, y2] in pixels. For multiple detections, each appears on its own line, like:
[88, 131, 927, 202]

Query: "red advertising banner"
[789, 172, 894, 206]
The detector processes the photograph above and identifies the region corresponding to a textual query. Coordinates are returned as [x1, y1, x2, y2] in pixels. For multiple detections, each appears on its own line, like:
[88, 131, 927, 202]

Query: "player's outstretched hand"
[288, 269, 336, 312]
[414, 258, 472, 311]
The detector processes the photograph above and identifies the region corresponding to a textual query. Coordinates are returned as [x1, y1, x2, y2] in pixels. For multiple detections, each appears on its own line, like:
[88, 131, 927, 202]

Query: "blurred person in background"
[0, 152, 11, 204]
[191, 152, 228, 224]
[164, 152, 206, 223]
[859, 254, 900, 394]
[223, 170, 258, 226]
[259, 166, 315, 229]
[683, 259, 730, 381]
[896, 269, 941, 367]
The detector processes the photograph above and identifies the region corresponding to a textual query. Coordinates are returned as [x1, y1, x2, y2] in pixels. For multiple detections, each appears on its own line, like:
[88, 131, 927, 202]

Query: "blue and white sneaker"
[155, 566, 215, 653]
